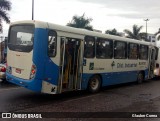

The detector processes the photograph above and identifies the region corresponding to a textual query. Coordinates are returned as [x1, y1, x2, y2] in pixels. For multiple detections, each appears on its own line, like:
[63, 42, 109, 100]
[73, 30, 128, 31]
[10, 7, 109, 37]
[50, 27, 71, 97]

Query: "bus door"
[148, 48, 156, 79]
[59, 37, 82, 92]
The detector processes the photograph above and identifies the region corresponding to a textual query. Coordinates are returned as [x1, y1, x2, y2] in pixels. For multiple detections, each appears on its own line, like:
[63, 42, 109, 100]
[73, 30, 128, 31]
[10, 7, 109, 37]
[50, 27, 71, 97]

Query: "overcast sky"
[1, 0, 160, 37]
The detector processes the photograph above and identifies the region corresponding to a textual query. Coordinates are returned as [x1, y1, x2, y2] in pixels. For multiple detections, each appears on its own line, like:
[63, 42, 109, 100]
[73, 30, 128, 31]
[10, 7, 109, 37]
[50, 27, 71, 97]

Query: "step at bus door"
[59, 37, 82, 92]
[148, 48, 156, 79]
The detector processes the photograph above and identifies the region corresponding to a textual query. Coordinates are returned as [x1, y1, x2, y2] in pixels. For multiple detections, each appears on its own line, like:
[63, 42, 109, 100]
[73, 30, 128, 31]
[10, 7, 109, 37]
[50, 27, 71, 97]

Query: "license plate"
[16, 68, 21, 74]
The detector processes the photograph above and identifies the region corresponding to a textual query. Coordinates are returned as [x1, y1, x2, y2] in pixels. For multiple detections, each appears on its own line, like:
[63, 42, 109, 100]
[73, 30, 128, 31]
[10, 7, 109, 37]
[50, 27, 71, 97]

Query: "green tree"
[0, 0, 11, 33]
[139, 32, 148, 41]
[124, 25, 143, 40]
[67, 13, 93, 31]
[105, 28, 121, 36]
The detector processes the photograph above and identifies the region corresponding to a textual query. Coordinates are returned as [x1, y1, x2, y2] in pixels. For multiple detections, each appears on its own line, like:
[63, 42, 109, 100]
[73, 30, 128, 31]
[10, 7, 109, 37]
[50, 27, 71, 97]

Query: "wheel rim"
[90, 78, 99, 90]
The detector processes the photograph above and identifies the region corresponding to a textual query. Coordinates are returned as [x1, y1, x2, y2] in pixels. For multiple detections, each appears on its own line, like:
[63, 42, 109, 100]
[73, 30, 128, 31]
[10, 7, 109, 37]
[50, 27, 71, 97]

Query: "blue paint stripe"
[6, 72, 42, 92]
[81, 69, 149, 90]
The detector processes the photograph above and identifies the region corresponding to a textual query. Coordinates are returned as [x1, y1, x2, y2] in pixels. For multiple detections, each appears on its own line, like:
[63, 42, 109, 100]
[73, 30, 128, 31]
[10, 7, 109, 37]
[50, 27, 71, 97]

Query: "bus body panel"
[7, 27, 60, 93]
[7, 50, 33, 79]
[81, 58, 149, 89]
[6, 73, 42, 92]
[81, 69, 148, 90]
[33, 28, 47, 80]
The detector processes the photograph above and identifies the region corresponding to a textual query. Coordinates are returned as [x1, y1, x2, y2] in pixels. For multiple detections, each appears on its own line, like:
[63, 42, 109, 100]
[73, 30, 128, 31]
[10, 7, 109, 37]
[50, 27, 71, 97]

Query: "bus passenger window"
[96, 38, 113, 59]
[114, 41, 127, 59]
[48, 30, 57, 57]
[128, 43, 138, 59]
[139, 45, 148, 60]
[84, 36, 95, 58]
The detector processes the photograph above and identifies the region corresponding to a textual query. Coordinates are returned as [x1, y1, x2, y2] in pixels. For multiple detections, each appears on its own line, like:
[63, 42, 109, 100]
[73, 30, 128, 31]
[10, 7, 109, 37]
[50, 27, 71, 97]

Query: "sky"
[1, 0, 160, 37]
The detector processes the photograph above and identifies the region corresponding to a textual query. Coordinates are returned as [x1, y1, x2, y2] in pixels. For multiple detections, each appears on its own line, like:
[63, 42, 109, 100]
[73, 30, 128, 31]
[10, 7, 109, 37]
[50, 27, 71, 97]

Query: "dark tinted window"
[48, 30, 57, 57]
[155, 47, 159, 60]
[128, 43, 139, 59]
[139, 45, 148, 60]
[84, 36, 95, 58]
[8, 25, 34, 52]
[114, 41, 127, 59]
[96, 38, 113, 59]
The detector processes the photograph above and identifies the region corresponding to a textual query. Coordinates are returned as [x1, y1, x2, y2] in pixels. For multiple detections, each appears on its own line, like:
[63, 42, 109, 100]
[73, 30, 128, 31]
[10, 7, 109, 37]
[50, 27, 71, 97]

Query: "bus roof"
[10, 20, 153, 46]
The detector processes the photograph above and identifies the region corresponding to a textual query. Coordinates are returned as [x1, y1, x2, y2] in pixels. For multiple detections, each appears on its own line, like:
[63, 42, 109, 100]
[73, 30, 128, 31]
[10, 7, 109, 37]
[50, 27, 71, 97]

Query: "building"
[147, 33, 156, 42]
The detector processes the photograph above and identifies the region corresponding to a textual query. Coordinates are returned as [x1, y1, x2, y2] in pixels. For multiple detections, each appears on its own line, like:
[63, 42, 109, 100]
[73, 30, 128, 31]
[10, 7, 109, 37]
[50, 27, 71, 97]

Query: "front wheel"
[88, 75, 101, 93]
[137, 72, 144, 84]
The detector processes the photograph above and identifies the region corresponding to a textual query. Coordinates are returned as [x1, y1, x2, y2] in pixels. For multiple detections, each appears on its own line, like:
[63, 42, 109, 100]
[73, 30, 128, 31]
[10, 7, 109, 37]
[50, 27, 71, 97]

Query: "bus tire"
[88, 75, 101, 93]
[137, 72, 144, 84]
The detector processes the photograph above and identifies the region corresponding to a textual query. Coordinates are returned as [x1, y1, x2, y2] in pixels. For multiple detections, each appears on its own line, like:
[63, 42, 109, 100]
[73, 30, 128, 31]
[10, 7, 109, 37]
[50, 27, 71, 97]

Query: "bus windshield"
[8, 25, 34, 52]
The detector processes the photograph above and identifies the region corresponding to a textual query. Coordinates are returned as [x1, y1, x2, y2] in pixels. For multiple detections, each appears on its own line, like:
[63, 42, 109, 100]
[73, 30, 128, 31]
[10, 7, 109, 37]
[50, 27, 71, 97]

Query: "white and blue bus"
[6, 20, 157, 94]
[154, 34, 160, 76]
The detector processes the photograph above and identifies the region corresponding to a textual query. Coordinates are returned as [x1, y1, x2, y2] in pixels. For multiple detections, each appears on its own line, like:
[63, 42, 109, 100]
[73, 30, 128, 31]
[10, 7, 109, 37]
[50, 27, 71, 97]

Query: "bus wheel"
[88, 75, 101, 93]
[137, 72, 144, 84]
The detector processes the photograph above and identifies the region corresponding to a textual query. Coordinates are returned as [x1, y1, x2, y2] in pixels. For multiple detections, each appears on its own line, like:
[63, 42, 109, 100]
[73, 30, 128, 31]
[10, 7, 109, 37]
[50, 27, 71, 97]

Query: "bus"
[6, 20, 157, 94]
[154, 34, 160, 76]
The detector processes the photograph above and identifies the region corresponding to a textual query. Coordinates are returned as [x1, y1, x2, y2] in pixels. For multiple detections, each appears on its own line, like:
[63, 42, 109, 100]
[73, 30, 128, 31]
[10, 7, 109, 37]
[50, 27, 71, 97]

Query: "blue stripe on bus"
[33, 28, 59, 85]
[81, 69, 149, 90]
[33, 28, 48, 79]
[6, 73, 42, 92]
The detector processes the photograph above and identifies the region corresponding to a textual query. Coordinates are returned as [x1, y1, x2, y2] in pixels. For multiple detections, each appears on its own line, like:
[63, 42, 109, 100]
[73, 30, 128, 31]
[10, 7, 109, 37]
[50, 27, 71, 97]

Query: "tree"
[124, 25, 143, 40]
[67, 13, 93, 31]
[0, 0, 11, 33]
[139, 32, 148, 41]
[105, 28, 121, 36]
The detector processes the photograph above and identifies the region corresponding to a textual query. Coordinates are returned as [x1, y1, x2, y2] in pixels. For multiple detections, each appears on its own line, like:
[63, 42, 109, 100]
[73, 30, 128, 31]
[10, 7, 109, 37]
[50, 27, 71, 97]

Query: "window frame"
[139, 44, 148, 60]
[48, 30, 57, 57]
[8, 24, 35, 53]
[96, 37, 113, 59]
[84, 36, 95, 58]
[128, 43, 139, 60]
[114, 40, 127, 59]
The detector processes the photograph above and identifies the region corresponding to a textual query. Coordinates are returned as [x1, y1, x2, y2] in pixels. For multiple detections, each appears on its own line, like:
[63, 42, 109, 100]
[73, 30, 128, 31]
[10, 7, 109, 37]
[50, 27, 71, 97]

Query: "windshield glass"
[8, 25, 34, 52]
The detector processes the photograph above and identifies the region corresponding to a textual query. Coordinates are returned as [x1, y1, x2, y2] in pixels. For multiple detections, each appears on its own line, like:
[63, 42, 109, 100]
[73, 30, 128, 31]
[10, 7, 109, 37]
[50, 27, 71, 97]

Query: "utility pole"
[32, 0, 34, 20]
[144, 19, 149, 41]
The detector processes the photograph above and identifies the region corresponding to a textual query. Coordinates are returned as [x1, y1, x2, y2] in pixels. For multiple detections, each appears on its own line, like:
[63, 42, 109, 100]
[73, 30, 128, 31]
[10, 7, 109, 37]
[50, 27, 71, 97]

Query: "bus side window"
[114, 41, 127, 59]
[139, 45, 148, 60]
[96, 38, 113, 59]
[84, 36, 95, 58]
[48, 30, 57, 57]
[128, 43, 139, 59]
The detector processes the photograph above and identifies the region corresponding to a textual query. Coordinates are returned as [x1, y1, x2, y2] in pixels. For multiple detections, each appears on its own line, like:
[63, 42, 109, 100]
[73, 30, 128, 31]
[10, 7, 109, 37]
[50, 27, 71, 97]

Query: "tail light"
[30, 64, 36, 79]
[1, 67, 6, 72]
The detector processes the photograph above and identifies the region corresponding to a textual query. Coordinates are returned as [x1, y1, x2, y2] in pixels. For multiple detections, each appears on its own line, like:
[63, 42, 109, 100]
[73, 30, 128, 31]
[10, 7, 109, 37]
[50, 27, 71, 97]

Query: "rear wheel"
[88, 75, 101, 93]
[137, 72, 144, 84]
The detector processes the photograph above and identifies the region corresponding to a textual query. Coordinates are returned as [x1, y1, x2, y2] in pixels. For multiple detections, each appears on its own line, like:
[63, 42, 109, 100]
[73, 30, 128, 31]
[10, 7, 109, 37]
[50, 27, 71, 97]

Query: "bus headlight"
[154, 69, 159, 75]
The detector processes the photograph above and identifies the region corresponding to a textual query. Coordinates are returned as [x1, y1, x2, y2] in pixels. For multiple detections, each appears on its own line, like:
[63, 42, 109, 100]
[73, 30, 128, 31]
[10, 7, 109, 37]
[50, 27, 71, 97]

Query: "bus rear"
[6, 21, 59, 94]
